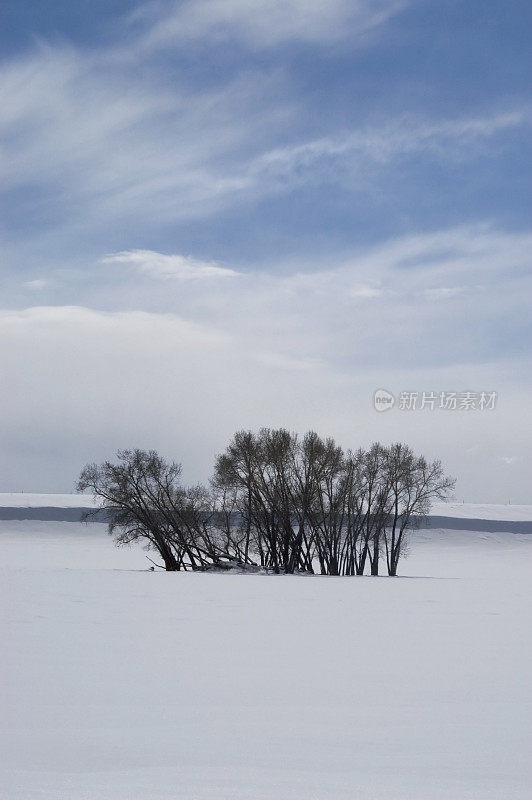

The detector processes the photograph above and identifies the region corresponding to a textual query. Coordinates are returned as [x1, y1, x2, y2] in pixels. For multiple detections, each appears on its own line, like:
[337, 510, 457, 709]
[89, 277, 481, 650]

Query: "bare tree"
[304, 434, 346, 575]
[77, 449, 234, 571]
[215, 428, 352, 574]
[78, 437, 454, 577]
[214, 428, 321, 573]
[381, 444, 455, 576]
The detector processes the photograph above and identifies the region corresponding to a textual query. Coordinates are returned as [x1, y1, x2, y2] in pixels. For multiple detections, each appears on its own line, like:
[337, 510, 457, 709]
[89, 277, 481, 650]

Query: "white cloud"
[244, 111, 528, 189]
[136, 0, 408, 50]
[423, 286, 469, 301]
[0, 45, 294, 227]
[349, 285, 382, 298]
[1, 38, 527, 241]
[71, 225, 532, 377]
[24, 279, 49, 291]
[102, 250, 239, 280]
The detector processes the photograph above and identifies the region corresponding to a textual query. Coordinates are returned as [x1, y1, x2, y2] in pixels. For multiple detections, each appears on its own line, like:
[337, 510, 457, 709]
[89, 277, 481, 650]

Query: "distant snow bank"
[0, 494, 530, 521]
[0, 492, 98, 508]
[430, 502, 532, 521]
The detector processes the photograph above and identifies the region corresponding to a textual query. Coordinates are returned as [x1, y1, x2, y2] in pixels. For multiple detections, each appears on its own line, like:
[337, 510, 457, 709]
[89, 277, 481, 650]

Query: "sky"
[1, 0, 531, 501]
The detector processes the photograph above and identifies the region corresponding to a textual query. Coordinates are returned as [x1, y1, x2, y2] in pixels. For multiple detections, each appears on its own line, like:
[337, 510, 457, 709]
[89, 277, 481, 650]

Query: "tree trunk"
[369, 533, 380, 576]
[155, 536, 180, 571]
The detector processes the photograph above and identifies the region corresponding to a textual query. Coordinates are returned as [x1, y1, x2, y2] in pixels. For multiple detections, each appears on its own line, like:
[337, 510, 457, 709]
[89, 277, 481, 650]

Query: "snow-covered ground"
[1, 519, 531, 799]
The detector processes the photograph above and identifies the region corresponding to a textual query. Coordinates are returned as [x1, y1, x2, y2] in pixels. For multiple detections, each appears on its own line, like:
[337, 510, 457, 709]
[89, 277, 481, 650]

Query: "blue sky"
[1, 0, 531, 499]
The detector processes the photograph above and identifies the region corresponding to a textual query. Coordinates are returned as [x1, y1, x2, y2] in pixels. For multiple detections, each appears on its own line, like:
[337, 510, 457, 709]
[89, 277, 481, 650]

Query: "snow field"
[1, 521, 531, 799]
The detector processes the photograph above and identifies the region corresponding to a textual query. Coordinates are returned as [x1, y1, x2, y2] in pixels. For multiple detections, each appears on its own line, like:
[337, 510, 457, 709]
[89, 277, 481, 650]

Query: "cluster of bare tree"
[78, 429, 454, 576]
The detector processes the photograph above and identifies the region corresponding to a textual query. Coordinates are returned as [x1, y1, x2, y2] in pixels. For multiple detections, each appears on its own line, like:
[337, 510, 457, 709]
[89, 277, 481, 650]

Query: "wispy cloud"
[24, 279, 50, 291]
[134, 0, 409, 50]
[349, 285, 382, 299]
[0, 45, 290, 225]
[243, 111, 528, 189]
[102, 249, 239, 280]
[2, 40, 526, 238]
[423, 286, 470, 301]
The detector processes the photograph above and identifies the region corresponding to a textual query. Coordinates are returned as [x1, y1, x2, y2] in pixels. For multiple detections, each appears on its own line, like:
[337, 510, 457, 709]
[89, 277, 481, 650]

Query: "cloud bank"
[2, 225, 531, 500]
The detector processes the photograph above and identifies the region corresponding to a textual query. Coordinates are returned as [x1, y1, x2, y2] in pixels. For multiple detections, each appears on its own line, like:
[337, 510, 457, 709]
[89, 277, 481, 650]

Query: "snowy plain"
[1, 510, 531, 799]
